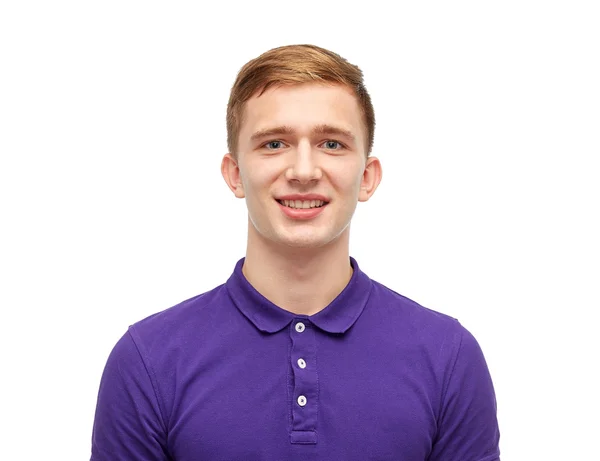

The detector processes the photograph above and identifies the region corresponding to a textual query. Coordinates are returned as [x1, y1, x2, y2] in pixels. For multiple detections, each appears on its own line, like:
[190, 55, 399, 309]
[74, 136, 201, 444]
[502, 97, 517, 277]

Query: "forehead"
[239, 83, 365, 145]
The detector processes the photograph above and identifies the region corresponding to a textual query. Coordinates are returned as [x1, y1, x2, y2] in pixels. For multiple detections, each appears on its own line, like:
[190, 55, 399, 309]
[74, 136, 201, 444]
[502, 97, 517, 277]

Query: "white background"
[1, 1, 598, 459]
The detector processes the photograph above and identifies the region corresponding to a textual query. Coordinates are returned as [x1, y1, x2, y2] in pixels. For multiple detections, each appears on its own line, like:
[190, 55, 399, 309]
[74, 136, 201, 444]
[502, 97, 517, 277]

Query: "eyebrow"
[250, 124, 357, 143]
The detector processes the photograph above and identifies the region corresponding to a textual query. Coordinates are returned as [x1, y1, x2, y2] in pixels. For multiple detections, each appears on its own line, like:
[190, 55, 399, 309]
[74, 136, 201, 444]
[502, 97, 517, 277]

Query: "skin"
[221, 82, 382, 316]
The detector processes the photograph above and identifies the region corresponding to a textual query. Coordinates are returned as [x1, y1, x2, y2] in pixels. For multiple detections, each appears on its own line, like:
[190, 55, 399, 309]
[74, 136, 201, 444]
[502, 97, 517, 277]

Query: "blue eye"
[323, 141, 342, 149]
[263, 140, 344, 150]
[265, 141, 284, 149]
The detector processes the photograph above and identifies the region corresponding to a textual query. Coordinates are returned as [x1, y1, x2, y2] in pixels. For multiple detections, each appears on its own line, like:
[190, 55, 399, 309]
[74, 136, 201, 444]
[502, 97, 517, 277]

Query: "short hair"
[226, 44, 375, 159]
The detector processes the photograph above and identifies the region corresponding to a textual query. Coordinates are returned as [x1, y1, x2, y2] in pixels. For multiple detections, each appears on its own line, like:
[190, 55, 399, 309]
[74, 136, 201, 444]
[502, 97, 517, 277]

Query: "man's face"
[222, 82, 381, 249]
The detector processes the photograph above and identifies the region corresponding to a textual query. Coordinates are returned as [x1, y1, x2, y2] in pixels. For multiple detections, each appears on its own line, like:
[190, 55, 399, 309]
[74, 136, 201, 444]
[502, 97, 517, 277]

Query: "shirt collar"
[225, 256, 373, 334]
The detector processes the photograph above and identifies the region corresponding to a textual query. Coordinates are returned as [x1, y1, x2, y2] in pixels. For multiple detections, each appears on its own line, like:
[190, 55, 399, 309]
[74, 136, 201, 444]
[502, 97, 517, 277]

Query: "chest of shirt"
[160, 320, 440, 460]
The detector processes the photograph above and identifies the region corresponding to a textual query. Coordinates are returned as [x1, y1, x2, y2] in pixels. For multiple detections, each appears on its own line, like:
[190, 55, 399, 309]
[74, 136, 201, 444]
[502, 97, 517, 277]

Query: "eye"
[263, 140, 286, 150]
[321, 140, 344, 150]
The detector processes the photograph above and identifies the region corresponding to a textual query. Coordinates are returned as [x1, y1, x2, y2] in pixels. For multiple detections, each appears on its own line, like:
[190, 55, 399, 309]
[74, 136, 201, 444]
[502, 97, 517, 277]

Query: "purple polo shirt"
[91, 257, 500, 460]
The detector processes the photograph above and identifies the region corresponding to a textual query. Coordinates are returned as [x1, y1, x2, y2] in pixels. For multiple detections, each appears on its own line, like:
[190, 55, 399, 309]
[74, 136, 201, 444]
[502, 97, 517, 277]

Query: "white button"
[297, 395, 307, 406]
[295, 322, 306, 333]
[297, 358, 306, 369]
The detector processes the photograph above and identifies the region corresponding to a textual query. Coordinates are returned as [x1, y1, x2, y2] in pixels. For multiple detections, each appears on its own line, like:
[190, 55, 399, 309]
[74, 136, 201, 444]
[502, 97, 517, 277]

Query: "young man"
[90, 44, 500, 460]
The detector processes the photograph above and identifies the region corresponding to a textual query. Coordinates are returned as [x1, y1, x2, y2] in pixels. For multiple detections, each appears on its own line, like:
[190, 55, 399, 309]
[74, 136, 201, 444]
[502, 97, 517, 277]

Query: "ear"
[221, 153, 246, 199]
[358, 156, 382, 202]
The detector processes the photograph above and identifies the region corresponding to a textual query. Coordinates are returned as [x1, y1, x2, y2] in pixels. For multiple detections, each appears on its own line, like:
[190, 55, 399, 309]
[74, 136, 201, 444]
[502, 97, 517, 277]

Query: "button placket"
[289, 319, 318, 444]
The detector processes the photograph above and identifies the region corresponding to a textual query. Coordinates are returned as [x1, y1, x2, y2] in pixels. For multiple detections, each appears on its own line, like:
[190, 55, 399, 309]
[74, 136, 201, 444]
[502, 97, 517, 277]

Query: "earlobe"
[221, 153, 246, 199]
[234, 184, 245, 199]
[358, 156, 383, 202]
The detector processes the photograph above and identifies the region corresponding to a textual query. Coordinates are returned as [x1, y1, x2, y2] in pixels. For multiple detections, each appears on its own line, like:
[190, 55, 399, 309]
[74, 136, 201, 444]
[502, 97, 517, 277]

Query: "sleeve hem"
[476, 454, 500, 461]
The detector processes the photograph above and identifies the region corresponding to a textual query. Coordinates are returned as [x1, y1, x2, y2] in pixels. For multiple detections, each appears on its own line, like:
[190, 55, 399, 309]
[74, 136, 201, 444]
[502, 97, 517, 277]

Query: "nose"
[284, 139, 323, 183]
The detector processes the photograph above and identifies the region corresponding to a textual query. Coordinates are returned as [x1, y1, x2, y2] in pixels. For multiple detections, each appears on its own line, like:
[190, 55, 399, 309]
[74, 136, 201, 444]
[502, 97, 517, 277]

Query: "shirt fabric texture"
[91, 256, 500, 460]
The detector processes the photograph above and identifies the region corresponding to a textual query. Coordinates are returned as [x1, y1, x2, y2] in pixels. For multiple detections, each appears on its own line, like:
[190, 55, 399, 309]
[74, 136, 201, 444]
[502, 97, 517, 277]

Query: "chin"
[273, 230, 337, 249]
[281, 239, 326, 249]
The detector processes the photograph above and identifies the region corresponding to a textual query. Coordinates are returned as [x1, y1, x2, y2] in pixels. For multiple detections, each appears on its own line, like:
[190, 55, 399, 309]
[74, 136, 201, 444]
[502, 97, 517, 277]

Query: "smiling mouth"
[276, 199, 329, 209]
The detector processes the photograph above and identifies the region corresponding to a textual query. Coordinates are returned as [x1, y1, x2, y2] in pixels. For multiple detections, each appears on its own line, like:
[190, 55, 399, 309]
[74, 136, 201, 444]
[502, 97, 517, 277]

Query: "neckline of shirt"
[225, 256, 373, 334]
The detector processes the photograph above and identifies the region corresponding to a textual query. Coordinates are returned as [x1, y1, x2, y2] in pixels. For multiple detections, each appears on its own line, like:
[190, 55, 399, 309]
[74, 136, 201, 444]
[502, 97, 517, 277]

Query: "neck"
[242, 224, 354, 316]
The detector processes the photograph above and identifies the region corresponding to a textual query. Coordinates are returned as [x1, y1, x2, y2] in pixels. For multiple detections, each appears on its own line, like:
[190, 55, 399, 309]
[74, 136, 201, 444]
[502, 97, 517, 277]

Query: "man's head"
[221, 44, 382, 250]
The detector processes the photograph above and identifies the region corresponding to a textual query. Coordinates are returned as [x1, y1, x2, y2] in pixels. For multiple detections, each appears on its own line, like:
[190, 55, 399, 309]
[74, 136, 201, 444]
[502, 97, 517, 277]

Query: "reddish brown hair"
[226, 44, 375, 158]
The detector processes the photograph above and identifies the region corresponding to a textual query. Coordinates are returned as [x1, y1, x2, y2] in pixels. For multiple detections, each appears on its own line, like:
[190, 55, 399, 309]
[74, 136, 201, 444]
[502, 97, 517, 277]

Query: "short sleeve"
[428, 325, 500, 461]
[90, 329, 169, 460]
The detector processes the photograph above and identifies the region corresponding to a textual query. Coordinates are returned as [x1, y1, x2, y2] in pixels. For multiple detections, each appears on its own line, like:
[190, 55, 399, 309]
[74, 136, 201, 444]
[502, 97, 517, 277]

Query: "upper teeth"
[280, 199, 325, 209]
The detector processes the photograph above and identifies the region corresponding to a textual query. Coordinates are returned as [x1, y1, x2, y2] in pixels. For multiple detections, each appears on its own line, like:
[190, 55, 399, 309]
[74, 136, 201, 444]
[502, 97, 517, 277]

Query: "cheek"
[328, 165, 364, 194]
[240, 163, 279, 198]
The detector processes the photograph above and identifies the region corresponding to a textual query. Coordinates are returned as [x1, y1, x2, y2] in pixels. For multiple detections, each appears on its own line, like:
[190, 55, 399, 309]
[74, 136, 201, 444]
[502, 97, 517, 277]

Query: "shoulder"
[365, 279, 481, 371]
[369, 279, 464, 335]
[366, 278, 493, 394]
[126, 283, 228, 356]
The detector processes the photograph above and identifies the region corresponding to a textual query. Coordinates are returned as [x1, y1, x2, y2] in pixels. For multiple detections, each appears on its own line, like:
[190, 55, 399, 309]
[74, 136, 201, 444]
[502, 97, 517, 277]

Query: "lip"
[276, 199, 328, 220]
[276, 194, 329, 202]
